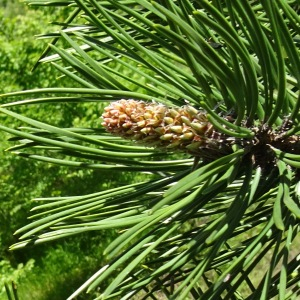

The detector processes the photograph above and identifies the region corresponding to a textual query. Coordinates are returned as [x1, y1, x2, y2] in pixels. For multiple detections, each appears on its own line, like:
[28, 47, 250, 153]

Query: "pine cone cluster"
[101, 99, 231, 157]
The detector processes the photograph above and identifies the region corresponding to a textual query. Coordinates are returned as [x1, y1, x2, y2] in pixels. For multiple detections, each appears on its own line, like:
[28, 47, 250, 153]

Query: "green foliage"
[0, 3, 129, 299]
[1, 1, 300, 299]
[10, 234, 115, 300]
[0, 259, 34, 295]
[0, 8, 51, 93]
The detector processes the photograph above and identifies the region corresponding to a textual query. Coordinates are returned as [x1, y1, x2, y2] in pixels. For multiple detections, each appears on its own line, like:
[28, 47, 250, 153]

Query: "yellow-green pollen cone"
[101, 99, 232, 157]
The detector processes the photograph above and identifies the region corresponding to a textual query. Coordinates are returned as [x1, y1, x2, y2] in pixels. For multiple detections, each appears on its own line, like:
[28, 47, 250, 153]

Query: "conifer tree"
[1, 1, 300, 299]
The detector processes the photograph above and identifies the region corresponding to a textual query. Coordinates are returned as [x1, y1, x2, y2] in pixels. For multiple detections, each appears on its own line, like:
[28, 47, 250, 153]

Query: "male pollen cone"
[101, 99, 230, 156]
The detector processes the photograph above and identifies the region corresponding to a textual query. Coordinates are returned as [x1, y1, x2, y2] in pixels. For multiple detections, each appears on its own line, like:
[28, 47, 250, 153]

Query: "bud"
[101, 99, 231, 157]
